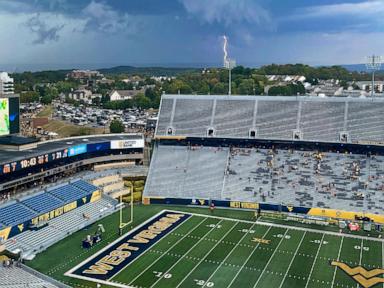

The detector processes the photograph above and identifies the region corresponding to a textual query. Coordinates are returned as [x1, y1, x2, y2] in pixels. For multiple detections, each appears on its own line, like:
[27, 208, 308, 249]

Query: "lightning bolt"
[223, 35, 228, 67]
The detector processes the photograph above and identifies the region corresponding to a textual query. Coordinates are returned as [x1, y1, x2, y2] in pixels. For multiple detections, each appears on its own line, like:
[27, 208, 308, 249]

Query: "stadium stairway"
[5, 195, 118, 260]
[90, 174, 130, 199]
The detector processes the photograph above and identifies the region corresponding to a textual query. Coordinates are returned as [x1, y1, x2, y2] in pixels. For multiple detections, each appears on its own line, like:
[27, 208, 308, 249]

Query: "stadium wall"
[0, 190, 101, 241]
[143, 197, 384, 224]
[156, 136, 384, 155]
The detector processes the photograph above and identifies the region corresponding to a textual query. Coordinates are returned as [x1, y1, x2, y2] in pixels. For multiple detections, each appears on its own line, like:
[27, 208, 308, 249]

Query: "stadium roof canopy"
[156, 94, 384, 144]
[0, 134, 142, 165]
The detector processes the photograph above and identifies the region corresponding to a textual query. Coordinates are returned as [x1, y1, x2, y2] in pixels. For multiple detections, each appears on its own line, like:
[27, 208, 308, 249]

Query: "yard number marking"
[194, 279, 214, 287]
[354, 245, 369, 251]
[273, 234, 291, 239]
[153, 271, 172, 279]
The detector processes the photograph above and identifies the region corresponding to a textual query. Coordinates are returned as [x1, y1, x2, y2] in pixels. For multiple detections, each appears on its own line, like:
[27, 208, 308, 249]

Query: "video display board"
[68, 144, 87, 156]
[9, 96, 20, 134]
[87, 142, 110, 152]
[0, 98, 10, 136]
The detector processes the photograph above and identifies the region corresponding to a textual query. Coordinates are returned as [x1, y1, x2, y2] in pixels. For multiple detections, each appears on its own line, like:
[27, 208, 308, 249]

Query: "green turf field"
[27, 205, 384, 288]
[62, 209, 383, 288]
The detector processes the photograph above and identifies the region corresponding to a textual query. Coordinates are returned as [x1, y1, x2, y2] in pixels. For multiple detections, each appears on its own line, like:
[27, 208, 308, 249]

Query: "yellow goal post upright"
[119, 182, 134, 235]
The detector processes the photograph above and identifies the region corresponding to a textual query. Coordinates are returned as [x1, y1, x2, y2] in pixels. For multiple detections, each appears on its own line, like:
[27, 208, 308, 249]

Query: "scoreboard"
[2, 148, 70, 174]
[0, 138, 144, 176]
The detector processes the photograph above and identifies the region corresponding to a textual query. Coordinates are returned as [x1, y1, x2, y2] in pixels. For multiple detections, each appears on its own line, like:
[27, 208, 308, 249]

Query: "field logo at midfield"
[251, 237, 270, 244]
[67, 211, 190, 281]
[331, 261, 384, 288]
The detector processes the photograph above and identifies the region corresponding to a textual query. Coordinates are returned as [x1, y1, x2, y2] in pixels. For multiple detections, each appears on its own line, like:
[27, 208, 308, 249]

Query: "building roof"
[111, 89, 143, 97]
[0, 72, 13, 82]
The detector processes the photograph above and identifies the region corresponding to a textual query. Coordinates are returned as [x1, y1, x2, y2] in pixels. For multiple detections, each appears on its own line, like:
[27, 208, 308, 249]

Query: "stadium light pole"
[223, 36, 236, 96]
[366, 55, 382, 97]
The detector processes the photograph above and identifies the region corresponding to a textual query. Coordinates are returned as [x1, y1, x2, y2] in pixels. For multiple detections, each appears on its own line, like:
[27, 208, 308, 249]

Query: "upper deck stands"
[156, 95, 384, 144]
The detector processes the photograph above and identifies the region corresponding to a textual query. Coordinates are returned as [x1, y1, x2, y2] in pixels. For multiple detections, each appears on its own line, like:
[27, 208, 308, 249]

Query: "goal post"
[119, 182, 134, 235]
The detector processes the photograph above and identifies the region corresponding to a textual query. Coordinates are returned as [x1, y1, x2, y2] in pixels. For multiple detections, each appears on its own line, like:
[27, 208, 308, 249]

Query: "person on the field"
[210, 202, 215, 213]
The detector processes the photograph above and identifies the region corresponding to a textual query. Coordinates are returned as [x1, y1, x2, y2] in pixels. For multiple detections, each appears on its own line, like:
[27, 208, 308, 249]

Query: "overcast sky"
[0, 0, 383, 71]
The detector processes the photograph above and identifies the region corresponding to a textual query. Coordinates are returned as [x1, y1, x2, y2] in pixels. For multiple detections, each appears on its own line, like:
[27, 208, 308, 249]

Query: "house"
[151, 76, 175, 82]
[122, 75, 143, 84]
[67, 89, 101, 104]
[355, 81, 384, 93]
[68, 89, 92, 101]
[266, 75, 306, 83]
[66, 70, 103, 80]
[109, 89, 144, 101]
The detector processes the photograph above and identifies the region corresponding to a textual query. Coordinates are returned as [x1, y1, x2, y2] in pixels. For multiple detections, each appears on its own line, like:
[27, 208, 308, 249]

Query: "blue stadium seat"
[0, 181, 100, 229]
[0, 203, 37, 226]
[70, 180, 99, 193]
[21, 193, 64, 214]
[48, 185, 88, 203]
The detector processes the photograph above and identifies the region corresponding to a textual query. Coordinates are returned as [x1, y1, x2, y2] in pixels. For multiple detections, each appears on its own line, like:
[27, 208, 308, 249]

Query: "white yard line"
[148, 219, 226, 288]
[357, 238, 364, 288]
[331, 236, 344, 288]
[127, 217, 211, 286]
[227, 226, 272, 288]
[175, 209, 384, 243]
[252, 228, 290, 288]
[175, 220, 240, 288]
[382, 240, 384, 288]
[278, 231, 307, 288]
[305, 233, 325, 288]
[201, 222, 259, 288]
[64, 209, 383, 288]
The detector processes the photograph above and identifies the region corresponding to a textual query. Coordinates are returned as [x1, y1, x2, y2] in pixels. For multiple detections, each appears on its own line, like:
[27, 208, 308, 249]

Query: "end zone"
[65, 210, 191, 288]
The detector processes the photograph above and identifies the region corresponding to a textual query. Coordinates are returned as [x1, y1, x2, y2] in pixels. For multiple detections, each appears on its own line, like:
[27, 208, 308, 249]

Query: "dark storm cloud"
[0, 0, 383, 67]
[25, 14, 65, 44]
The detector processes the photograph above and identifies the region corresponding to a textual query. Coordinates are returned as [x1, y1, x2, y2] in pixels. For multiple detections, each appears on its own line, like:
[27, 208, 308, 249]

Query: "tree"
[197, 82, 210, 94]
[92, 97, 101, 106]
[212, 83, 226, 94]
[109, 119, 125, 133]
[65, 96, 76, 105]
[145, 87, 161, 102]
[56, 81, 78, 93]
[238, 79, 255, 95]
[20, 91, 39, 103]
[133, 93, 152, 109]
[340, 80, 348, 89]
[41, 94, 53, 104]
[37, 86, 58, 104]
[104, 100, 131, 110]
[163, 79, 192, 94]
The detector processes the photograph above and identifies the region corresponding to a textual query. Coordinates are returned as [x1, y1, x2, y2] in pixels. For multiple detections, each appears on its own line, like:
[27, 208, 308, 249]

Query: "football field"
[66, 210, 384, 288]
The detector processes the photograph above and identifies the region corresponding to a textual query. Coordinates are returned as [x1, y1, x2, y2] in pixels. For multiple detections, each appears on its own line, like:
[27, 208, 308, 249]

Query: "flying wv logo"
[331, 261, 384, 288]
